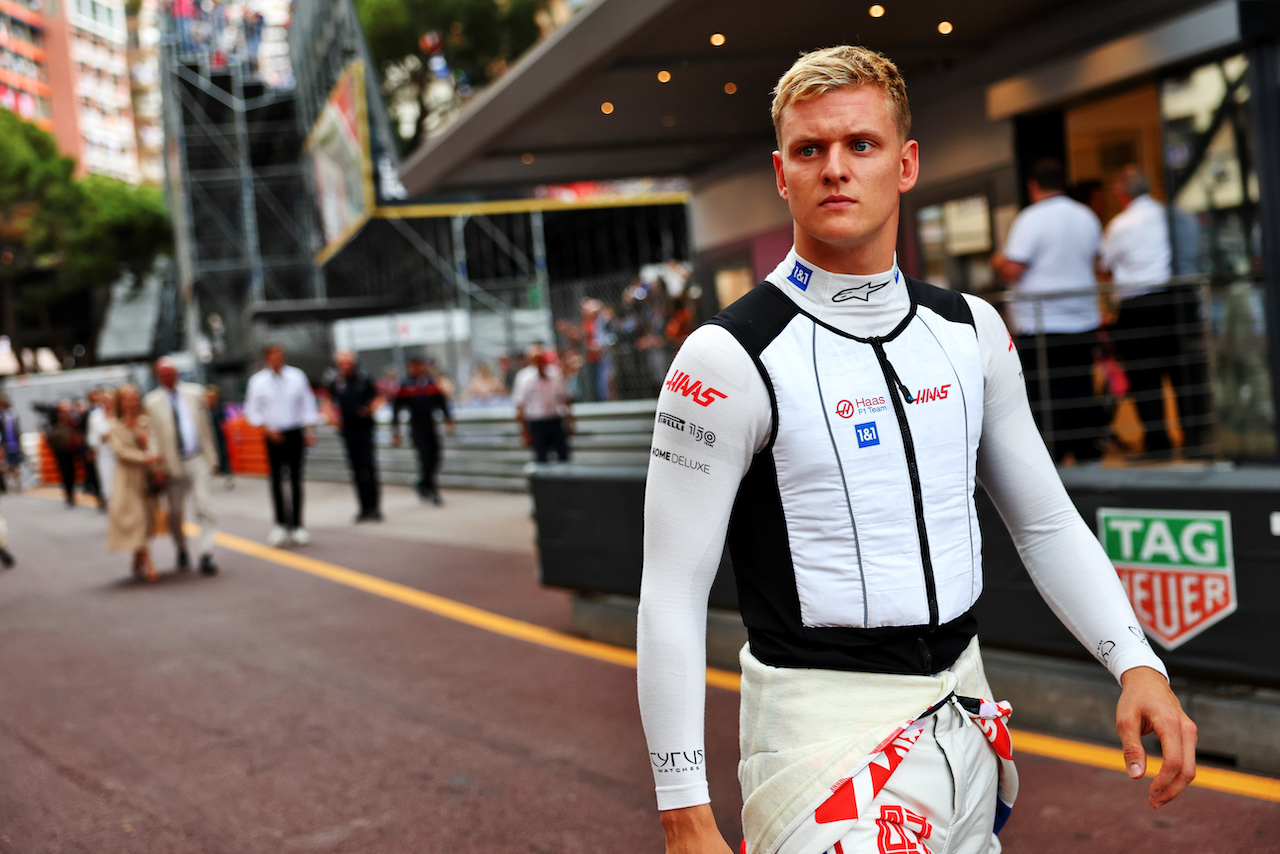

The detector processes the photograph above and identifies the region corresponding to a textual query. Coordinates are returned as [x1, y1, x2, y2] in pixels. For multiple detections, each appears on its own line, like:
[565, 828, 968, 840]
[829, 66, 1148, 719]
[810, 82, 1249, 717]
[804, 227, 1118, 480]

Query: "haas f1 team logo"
[664, 371, 727, 407]
[1097, 508, 1236, 650]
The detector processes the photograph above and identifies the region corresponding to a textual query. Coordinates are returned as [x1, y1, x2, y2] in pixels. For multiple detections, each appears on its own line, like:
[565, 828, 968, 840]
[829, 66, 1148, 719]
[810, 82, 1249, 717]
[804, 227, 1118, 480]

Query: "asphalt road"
[0, 480, 1275, 853]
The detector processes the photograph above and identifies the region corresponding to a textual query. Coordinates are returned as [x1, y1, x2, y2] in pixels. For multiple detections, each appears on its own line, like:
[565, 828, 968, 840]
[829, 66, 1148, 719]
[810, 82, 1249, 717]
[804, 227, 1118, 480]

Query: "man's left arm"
[967, 294, 1196, 808]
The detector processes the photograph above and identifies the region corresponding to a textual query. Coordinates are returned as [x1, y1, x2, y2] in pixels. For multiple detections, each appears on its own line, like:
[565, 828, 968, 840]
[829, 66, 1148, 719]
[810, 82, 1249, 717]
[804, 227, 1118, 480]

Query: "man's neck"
[793, 226, 896, 275]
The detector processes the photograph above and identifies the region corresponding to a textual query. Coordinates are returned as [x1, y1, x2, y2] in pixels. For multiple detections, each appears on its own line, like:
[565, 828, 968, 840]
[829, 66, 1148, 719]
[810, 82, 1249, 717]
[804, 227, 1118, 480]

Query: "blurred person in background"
[393, 357, 454, 506]
[245, 344, 318, 547]
[0, 396, 23, 493]
[665, 293, 695, 352]
[107, 385, 161, 583]
[512, 346, 572, 463]
[145, 358, 220, 575]
[205, 385, 234, 488]
[1099, 165, 1209, 459]
[86, 389, 115, 510]
[992, 157, 1105, 464]
[329, 350, 383, 523]
[459, 362, 508, 406]
[46, 401, 80, 508]
[74, 399, 102, 509]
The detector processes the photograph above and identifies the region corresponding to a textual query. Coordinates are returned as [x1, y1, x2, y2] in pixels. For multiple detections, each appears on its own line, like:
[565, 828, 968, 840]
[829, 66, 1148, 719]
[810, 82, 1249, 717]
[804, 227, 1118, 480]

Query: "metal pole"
[449, 215, 469, 382]
[1245, 41, 1280, 453]
[232, 63, 265, 306]
[530, 210, 553, 347]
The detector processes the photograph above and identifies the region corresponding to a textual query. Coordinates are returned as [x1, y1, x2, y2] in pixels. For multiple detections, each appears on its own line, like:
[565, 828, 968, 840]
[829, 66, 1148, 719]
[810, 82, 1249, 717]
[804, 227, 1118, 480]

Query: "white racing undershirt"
[637, 249, 1168, 811]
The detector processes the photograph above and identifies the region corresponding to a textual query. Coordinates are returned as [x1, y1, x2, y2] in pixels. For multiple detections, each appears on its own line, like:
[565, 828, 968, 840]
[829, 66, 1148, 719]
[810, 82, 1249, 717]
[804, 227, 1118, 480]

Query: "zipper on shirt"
[871, 338, 939, 630]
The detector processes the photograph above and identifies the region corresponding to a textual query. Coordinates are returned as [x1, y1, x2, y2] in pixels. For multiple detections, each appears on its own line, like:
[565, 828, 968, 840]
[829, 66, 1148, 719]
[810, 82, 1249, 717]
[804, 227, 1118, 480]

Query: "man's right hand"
[265, 429, 283, 444]
[660, 805, 733, 854]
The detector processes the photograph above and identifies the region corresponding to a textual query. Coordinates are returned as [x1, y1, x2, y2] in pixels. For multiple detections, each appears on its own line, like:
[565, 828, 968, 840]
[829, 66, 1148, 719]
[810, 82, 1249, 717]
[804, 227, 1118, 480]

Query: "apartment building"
[43, 0, 140, 183]
[0, 0, 53, 131]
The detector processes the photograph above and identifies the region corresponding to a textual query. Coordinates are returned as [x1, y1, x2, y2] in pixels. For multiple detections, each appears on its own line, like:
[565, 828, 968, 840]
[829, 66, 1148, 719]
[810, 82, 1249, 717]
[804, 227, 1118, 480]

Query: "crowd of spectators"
[168, 0, 267, 73]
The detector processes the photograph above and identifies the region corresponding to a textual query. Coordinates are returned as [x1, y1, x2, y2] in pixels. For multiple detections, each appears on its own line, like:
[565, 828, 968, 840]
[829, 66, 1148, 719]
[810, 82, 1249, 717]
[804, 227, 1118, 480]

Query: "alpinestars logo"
[664, 371, 727, 406]
[832, 279, 890, 303]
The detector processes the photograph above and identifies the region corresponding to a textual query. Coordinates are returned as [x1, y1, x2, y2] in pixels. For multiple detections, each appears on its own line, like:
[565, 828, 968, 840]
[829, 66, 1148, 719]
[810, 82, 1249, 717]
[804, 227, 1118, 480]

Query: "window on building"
[914, 194, 995, 293]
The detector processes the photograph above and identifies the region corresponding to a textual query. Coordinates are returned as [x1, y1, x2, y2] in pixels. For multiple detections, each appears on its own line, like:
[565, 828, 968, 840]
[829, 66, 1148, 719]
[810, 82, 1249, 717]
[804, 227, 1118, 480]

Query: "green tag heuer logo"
[1096, 508, 1236, 650]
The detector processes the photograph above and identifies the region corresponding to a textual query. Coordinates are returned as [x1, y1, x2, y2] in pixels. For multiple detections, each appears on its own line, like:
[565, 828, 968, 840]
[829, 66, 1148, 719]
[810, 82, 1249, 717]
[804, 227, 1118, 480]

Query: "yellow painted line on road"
[212, 529, 743, 691]
[1011, 729, 1280, 803]
[21, 487, 1278, 801]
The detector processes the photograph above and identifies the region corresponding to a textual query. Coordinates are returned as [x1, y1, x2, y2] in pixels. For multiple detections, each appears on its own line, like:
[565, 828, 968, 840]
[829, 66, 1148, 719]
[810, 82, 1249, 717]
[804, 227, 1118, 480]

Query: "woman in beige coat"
[107, 385, 161, 581]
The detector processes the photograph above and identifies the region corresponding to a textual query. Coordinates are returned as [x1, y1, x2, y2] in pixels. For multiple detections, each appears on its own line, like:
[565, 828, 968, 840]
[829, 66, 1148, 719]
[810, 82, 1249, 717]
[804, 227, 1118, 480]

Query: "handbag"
[147, 465, 168, 495]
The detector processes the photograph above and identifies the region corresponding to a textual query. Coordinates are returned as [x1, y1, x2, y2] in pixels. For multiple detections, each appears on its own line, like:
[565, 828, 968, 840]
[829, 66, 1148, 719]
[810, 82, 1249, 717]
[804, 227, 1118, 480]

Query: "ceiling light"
[724, 82, 737, 94]
[657, 70, 671, 83]
[521, 153, 534, 165]
[869, 5, 885, 17]
[937, 21, 953, 34]
[600, 101, 614, 115]
[710, 33, 726, 46]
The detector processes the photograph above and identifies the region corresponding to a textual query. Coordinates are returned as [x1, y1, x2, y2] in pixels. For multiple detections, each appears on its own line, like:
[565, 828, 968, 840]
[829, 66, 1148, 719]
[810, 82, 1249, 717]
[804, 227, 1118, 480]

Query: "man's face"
[773, 86, 918, 267]
[266, 348, 285, 371]
[336, 352, 355, 375]
[156, 361, 178, 389]
[408, 361, 425, 378]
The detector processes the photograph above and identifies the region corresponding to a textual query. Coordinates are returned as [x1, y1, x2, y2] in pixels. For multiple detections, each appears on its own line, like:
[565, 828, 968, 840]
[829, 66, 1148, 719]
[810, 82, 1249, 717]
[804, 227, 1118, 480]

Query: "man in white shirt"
[145, 358, 220, 574]
[244, 344, 318, 546]
[992, 158, 1106, 463]
[1099, 165, 1207, 458]
[511, 347, 572, 462]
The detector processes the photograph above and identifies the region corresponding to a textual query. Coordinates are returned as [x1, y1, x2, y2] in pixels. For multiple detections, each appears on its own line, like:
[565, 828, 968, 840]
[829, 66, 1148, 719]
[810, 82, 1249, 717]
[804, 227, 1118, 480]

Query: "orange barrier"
[38, 436, 85, 487]
[224, 416, 269, 476]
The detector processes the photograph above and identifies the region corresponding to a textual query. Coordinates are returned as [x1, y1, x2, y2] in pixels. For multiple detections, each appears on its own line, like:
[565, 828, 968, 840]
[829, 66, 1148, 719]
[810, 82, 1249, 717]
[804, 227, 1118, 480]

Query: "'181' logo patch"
[788, 261, 813, 291]
[855, 421, 880, 448]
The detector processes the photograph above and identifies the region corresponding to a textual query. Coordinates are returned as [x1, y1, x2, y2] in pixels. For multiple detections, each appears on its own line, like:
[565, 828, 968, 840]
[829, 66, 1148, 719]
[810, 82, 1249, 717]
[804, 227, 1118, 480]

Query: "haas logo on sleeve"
[664, 371, 728, 407]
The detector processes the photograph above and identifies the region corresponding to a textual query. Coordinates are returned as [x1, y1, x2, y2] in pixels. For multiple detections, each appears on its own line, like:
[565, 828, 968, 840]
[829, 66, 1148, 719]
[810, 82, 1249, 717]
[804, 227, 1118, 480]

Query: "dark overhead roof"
[399, 0, 1209, 196]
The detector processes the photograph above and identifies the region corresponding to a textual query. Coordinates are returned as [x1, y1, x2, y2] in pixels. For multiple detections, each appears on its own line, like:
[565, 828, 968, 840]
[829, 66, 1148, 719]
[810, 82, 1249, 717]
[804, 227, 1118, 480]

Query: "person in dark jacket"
[328, 351, 383, 522]
[392, 357, 453, 505]
[45, 401, 80, 508]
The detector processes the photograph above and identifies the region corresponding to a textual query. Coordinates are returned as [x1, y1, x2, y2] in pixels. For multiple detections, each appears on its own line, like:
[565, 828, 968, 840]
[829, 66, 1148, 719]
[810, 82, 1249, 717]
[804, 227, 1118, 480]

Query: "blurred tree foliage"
[0, 109, 171, 364]
[357, 0, 545, 154]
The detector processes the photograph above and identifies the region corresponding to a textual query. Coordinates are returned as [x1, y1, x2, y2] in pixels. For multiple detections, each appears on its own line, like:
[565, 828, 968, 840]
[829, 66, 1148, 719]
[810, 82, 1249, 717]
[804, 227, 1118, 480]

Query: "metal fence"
[994, 275, 1275, 463]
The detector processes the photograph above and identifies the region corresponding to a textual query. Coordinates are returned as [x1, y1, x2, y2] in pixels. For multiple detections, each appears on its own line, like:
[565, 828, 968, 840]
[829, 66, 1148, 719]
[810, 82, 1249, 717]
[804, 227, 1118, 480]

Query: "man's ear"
[773, 150, 788, 201]
[898, 139, 919, 194]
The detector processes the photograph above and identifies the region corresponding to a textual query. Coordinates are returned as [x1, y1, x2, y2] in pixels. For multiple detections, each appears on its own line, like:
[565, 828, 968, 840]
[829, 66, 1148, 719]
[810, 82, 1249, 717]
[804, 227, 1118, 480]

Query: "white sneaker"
[289, 527, 311, 546]
[267, 526, 288, 547]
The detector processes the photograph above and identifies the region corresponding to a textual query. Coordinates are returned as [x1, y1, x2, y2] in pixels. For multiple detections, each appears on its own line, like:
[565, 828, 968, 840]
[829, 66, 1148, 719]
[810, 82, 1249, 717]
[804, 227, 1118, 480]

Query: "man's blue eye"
[853, 141, 871, 152]
[800, 145, 817, 157]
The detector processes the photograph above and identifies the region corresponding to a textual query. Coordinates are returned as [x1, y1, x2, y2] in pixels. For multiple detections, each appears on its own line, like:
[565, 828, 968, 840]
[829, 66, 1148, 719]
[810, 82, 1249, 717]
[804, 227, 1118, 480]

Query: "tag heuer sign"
[1097, 508, 1236, 650]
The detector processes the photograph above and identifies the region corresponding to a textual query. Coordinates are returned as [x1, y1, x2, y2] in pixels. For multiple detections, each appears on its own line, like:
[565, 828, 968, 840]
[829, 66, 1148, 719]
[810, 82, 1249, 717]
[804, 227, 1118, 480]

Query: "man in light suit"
[144, 357, 219, 574]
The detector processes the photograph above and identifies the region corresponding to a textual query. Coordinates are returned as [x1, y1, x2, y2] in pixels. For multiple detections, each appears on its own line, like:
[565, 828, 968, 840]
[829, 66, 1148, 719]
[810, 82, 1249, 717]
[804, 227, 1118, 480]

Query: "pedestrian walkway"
[0, 482, 1276, 852]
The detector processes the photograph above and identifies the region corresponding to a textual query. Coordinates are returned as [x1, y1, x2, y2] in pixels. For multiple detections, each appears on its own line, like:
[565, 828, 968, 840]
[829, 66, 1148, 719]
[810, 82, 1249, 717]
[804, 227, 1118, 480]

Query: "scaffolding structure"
[158, 8, 316, 372]
[156, 0, 693, 396]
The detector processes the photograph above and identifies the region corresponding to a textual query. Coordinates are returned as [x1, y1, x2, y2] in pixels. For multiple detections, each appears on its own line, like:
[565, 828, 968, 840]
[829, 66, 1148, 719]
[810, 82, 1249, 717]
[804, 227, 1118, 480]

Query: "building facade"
[0, 0, 53, 131]
[42, 0, 140, 182]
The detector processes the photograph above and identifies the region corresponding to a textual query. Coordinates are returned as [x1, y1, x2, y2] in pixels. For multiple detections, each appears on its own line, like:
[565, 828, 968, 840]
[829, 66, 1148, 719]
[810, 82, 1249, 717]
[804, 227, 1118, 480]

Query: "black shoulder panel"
[706, 283, 800, 358]
[908, 277, 975, 328]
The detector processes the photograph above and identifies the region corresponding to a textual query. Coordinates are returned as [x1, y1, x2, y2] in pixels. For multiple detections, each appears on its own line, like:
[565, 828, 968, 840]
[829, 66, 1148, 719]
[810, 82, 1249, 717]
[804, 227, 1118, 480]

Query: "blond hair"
[771, 46, 910, 143]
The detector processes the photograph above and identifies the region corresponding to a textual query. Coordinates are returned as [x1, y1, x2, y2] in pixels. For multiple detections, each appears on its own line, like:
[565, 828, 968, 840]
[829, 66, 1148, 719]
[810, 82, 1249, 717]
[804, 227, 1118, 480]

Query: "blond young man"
[636, 46, 1196, 854]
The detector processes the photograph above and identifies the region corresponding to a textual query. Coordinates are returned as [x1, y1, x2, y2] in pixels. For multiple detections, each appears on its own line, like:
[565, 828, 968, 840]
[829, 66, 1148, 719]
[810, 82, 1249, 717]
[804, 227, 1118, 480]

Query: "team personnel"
[392, 357, 453, 505]
[992, 158, 1106, 463]
[511, 347, 573, 463]
[329, 350, 383, 522]
[245, 344, 318, 547]
[144, 357, 221, 574]
[637, 47, 1195, 854]
[1099, 165, 1209, 458]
